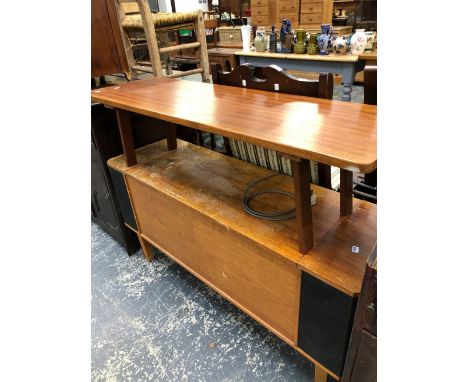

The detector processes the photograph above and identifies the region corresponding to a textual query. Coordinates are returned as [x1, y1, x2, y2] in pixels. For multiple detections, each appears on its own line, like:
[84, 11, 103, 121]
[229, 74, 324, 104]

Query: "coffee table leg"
[340, 169, 353, 215]
[167, 123, 177, 150]
[116, 108, 137, 167]
[291, 158, 314, 253]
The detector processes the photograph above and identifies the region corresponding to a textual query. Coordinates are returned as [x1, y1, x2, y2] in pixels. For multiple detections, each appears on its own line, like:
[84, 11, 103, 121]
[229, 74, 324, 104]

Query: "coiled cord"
[242, 174, 296, 221]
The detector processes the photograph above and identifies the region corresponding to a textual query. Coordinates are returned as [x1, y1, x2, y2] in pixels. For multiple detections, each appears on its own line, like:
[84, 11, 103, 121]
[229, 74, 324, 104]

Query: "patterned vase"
[333, 36, 348, 55]
[365, 31, 376, 51]
[350, 29, 367, 55]
[317, 24, 333, 55]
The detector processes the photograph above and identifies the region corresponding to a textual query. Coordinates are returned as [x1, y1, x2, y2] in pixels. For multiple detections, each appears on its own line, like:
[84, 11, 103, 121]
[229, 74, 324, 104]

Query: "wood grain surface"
[92, 77, 377, 173]
[108, 140, 377, 296]
[234, 50, 360, 62]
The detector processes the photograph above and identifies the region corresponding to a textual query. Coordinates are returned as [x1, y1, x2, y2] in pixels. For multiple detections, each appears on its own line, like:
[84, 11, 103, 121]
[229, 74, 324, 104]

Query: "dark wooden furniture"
[353, 65, 377, 203]
[92, 77, 376, 381]
[342, 247, 377, 382]
[208, 48, 239, 73]
[211, 63, 333, 189]
[235, 51, 366, 102]
[332, 0, 377, 30]
[91, 102, 193, 253]
[91, 0, 131, 78]
[91, 103, 139, 254]
[364, 65, 377, 105]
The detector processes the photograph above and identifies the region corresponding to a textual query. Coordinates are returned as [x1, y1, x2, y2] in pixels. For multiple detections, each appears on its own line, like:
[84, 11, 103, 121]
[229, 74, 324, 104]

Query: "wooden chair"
[353, 65, 377, 203]
[209, 63, 336, 189]
[114, 0, 210, 82]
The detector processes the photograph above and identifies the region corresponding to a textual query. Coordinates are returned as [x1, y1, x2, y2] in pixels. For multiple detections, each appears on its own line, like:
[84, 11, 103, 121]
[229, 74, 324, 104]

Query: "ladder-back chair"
[210, 63, 338, 189]
[115, 0, 210, 82]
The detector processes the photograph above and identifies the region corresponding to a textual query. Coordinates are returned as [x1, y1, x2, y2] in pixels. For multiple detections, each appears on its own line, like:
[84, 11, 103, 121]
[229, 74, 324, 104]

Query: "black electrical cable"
[242, 174, 297, 221]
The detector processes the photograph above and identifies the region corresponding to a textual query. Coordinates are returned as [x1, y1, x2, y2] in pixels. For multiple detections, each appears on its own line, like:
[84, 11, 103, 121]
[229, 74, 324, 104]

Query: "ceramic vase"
[317, 24, 333, 55]
[307, 33, 319, 54]
[280, 19, 293, 53]
[241, 25, 252, 52]
[293, 29, 307, 54]
[269, 25, 277, 53]
[333, 36, 348, 55]
[254, 31, 267, 52]
[365, 31, 376, 51]
[350, 29, 367, 55]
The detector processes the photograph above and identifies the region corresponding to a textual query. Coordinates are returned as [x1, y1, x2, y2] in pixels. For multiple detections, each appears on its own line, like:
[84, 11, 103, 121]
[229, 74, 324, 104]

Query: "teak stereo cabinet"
[92, 77, 377, 381]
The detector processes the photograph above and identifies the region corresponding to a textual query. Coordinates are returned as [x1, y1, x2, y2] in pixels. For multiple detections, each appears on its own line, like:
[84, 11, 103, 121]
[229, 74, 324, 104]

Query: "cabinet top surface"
[108, 140, 377, 296]
[91, 77, 376, 173]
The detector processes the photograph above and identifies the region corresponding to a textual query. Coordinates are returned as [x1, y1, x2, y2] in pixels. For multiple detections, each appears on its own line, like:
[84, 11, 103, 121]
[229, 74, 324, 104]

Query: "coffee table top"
[91, 77, 377, 173]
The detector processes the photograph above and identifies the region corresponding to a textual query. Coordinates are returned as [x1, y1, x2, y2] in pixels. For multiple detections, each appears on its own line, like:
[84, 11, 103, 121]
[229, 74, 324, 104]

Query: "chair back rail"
[211, 63, 334, 189]
[359, 65, 377, 198]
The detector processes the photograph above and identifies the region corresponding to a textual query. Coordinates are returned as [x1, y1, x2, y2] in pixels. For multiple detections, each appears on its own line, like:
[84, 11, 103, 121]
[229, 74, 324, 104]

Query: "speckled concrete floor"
[92, 223, 316, 381]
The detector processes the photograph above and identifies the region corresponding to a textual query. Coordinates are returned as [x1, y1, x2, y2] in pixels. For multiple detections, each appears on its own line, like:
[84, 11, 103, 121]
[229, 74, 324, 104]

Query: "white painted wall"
[175, 0, 208, 12]
[158, 0, 172, 12]
[158, 0, 209, 13]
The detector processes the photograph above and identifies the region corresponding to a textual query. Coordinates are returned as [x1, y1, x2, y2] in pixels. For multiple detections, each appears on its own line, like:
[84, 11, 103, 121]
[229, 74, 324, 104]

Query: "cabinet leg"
[137, 235, 154, 262]
[314, 365, 328, 382]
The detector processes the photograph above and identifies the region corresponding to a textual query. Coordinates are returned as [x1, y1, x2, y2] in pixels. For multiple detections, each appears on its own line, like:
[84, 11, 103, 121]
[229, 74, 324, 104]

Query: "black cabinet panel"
[297, 272, 358, 376]
[109, 167, 137, 230]
[91, 102, 197, 254]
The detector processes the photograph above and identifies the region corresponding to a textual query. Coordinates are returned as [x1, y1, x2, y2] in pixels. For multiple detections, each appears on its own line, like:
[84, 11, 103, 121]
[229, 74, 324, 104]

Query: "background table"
[235, 51, 367, 102]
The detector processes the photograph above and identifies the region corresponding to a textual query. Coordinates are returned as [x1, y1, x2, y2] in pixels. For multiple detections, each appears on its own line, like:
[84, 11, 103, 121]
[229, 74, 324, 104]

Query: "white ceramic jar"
[333, 36, 348, 55]
[350, 29, 367, 55]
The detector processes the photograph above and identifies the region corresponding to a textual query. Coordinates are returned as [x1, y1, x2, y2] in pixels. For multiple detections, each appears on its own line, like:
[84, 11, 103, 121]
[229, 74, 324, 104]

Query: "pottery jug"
[307, 33, 319, 54]
[333, 35, 348, 55]
[350, 29, 367, 55]
[293, 29, 307, 54]
[365, 31, 376, 51]
[317, 24, 333, 55]
[254, 31, 267, 52]
[269, 25, 277, 53]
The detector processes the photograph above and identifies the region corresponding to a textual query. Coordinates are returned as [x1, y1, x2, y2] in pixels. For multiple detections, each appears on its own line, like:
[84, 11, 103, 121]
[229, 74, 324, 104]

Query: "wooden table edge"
[233, 51, 361, 62]
[90, 97, 376, 174]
